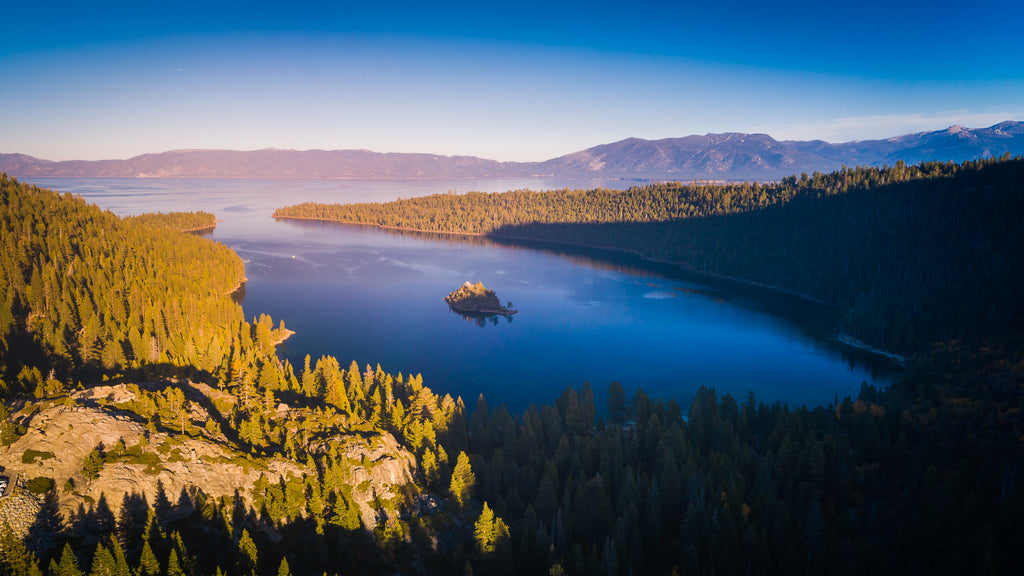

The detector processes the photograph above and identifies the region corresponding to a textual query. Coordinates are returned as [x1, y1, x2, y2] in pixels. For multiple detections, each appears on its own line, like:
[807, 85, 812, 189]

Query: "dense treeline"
[0, 474, 390, 576]
[124, 211, 216, 232]
[0, 175, 261, 396]
[276, 156, 1024, 354]
[0, 174, 462, 485]
[4, 357, 1022, 575]
[0, 173, 470, 574]
[2, 168, 1022, 575]
[273, 178, 791, 233]
[456, 350, 1024, 575]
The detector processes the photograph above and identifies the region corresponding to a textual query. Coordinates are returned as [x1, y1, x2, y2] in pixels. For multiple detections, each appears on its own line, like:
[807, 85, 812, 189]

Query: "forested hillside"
[275, 156, 1024, 355]
[0, 174, 467, 574]
[1, 170, 1022, 575]
[0, 176, 251, 393]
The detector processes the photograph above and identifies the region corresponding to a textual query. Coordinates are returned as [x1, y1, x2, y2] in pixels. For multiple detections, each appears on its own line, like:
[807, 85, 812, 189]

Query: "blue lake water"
[25, 176, 898, 414]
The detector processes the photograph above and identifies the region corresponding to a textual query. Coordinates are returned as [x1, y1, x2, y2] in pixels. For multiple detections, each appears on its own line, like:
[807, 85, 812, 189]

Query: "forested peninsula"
[275, 156, 1024, 356]
[123, 211, 217, 233]
[1, 163, 1022, 575]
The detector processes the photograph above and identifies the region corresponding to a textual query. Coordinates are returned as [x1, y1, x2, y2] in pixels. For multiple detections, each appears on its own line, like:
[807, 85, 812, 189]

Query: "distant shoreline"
[18, 174, 652, 183]
[183, 224, 217, 233]
[274, 214, 907, 364]
[272, 215, 491, 238]
[272, 214, 827, 303]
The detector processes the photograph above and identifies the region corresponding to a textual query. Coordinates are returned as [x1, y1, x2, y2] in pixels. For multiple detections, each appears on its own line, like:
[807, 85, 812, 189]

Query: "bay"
[25, 176, 898, 413]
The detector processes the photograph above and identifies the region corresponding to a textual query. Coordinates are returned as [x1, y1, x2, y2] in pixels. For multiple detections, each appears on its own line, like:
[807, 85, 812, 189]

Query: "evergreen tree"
[236, 529, 258, 576]
[607, 381, 627, 425]
[169, 532, 194, 576]
[88, 542, 115, 576]
[0, 524, 41, 576]
[166, 549, 185, 576]
[450, 451, 475, 508]
[107, 537, 130, 576]
[138, 541, 160, 576]
[56, 543, 83, 576]
[82, 446, 104, 480]
[473, 502, 509, 555]
[277, 557, 292, 576]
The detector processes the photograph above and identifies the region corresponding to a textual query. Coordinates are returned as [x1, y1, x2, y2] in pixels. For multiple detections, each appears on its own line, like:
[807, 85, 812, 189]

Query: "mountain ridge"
[3, 121, 1022, 181]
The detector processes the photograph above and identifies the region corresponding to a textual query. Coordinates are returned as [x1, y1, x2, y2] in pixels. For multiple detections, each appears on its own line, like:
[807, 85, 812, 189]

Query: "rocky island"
[444, 281, 517, 316]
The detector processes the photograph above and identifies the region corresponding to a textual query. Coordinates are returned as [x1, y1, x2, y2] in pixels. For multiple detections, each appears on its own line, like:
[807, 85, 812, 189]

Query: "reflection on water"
[295, 218, 901, 379]
[346, 223, 665, 277]
[23, 176, 901, 413]
[447, 308, 515, 328]
[266, 217, 901, 411]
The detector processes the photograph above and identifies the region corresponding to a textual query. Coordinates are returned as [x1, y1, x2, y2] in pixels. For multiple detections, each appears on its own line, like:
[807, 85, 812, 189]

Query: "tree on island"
[444, 282, 517, 316]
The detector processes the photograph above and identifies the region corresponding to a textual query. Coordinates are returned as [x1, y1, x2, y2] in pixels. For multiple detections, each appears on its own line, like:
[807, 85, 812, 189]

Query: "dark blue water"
[25, 177, 897, 413]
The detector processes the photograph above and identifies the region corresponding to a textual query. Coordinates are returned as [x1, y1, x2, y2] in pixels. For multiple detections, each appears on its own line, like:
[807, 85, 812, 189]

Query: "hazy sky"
[3, 0, 1022, 162]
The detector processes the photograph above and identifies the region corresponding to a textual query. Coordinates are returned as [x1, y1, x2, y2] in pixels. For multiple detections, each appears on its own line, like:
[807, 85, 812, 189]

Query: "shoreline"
[272, 214, 492, 238]
[183, 223, 217, 233]
[273, 215, 831, 305]
[226, 277, 248, 296]
[275, 215, 906, 364]
[182, 219, 223, 233]
[834, 333, 906, 366]
[272, 329, 296, 346]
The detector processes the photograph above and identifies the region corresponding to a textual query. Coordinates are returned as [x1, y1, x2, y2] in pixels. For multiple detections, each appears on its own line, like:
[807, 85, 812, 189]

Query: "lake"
[25, 176, 898, 414]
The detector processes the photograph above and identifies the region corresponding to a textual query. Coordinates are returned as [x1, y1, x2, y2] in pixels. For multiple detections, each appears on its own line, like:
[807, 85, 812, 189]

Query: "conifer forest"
[1, 156, 1023, 575]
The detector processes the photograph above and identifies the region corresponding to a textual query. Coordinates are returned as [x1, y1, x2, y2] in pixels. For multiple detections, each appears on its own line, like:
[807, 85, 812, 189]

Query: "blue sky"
[2, 0, 1022, 161]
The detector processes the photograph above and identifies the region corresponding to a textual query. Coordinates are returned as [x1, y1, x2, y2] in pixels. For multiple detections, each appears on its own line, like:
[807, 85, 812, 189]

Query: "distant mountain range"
[3, 121, 1022, 182]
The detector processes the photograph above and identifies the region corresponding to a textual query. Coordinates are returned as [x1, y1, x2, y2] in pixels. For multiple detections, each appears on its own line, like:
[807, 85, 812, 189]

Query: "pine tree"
[169, 531, 194, 576]
[138, 541, 160, 576]
[88, 542, 115, 576]
[300, 355, 317, 397]
[277, 557, 292, 576]
[56, 543, 83, 576]
[473, 502, 512, 575]
[166, 549, 184, 576]
[330, 491, 362, 531]
[607, 381, 627, 425]
[473, 502, 510, 554]
[236, 529, 258, 576]
[0, 524, 41, 576]
[449, 451, 475, 508]
[107, 537, 130, 576]
[534, 473, 558, 522]
[82, 446, 104, 479]
[421, 447, 440, 487]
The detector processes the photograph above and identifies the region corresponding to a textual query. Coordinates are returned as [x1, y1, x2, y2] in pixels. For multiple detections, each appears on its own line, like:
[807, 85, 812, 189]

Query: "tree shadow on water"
[448, 309, 514, 328]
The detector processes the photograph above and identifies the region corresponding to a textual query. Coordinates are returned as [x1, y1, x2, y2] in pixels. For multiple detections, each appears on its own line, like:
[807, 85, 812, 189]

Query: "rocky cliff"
[0, 383, 418, 532]
[308, 432, 418, 527]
